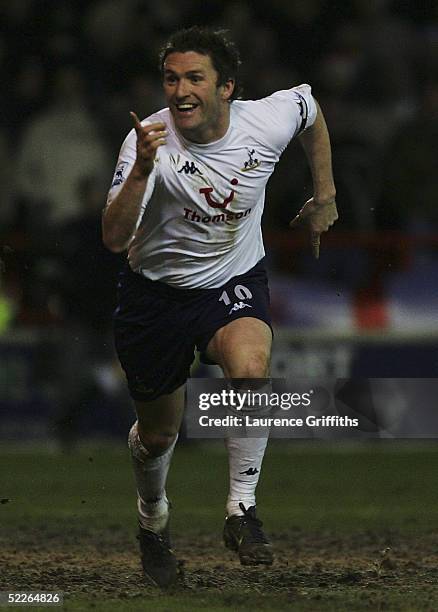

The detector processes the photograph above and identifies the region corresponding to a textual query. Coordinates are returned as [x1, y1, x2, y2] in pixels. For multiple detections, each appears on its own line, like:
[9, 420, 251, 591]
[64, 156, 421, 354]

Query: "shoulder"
[231, 84, 317, 152]
[233, 84, 316, 127]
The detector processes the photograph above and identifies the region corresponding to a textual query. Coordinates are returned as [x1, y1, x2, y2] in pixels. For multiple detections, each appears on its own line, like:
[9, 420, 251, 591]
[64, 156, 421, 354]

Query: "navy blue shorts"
[113, 259, 272, 401]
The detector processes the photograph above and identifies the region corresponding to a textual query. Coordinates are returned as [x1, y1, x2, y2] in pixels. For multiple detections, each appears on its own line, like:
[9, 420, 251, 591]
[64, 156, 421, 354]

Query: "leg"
[207, 316, 272, 379]
[128, 386, 184, 533]
[207, 317, 272, 513]
[128, 386, 184, 588]
[207, 317, 274, 565]
[114, 267, 196, 587]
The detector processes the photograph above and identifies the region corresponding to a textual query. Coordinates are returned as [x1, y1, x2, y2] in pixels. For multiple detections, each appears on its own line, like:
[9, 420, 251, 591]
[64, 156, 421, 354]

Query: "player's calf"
[128, 422, 180, 586]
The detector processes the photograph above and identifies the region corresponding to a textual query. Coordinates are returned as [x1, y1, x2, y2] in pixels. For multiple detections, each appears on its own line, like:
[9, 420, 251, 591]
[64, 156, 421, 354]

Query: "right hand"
[289, 197, 338, 259]
[130, 111, 167, 176]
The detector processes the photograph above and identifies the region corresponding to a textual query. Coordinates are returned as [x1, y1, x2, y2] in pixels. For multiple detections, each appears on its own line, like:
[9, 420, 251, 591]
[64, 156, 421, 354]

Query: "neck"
[180, 106, 231, 144]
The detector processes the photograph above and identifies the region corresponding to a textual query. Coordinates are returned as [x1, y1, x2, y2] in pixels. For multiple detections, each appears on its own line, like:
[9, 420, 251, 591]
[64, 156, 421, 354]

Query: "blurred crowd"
[0, 0, 437, 334]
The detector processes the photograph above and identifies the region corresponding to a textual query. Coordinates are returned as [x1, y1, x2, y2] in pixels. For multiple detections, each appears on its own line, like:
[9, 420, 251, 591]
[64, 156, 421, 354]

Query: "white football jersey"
[107, 84, 317, 288]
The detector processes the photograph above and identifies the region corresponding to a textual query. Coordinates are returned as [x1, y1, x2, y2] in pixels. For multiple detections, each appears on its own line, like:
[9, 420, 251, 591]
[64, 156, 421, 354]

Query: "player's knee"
[230, 350, 270, 378]
[137, 418, 178, 456]
[141, 431, 176, 457]
[128, 421, 177, 458]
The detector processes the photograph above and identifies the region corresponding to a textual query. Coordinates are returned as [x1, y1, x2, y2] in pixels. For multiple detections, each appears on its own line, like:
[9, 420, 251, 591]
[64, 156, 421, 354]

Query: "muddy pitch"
[2, 525, 438, 602]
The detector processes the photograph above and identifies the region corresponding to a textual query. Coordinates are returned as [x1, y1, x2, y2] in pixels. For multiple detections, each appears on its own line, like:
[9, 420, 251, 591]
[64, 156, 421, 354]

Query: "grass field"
[2, 440, 438, 611]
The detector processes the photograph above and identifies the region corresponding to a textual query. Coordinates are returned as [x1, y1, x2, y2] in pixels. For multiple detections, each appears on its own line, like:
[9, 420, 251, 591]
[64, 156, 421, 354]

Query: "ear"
[221, 79, 235, 101]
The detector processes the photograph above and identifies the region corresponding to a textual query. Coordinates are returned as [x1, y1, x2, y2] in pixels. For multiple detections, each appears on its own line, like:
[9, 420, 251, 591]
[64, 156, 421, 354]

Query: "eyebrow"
[163, 69, 205, 76]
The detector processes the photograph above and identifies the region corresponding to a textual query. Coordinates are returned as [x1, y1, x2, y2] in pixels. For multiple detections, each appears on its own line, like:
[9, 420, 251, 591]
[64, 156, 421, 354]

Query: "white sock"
[128, 421, 177, 533]
[225, 436, 269, 516]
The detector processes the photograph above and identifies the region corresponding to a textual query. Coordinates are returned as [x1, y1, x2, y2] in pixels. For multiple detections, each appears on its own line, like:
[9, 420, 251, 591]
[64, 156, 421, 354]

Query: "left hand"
[289, 197, 338, 259]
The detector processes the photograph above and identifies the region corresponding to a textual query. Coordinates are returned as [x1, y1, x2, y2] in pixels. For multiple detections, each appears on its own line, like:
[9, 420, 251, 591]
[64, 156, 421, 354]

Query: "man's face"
[163, 51, 234, 144]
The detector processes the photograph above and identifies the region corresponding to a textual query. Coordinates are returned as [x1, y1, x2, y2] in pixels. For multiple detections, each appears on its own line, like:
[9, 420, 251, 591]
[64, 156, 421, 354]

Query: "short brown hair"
[159, 26, 242, 100]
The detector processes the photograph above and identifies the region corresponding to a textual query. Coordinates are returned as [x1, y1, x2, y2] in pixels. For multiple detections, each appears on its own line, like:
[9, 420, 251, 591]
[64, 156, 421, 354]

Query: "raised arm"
[102, 113, 167, 253]
[289, 100, 338, 259]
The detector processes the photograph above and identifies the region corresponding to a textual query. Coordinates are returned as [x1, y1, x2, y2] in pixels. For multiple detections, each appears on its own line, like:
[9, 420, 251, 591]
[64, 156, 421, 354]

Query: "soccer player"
[102, 26, 337, 587]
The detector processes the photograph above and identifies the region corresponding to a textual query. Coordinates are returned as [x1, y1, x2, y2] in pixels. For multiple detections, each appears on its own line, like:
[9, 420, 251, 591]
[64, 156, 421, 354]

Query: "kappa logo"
[178, 160, 203, 175]
[200, 178, 239, 209]
[241, 148, 261, 172]
[229, 301, 253, 315]
[239, 467, 259, 476]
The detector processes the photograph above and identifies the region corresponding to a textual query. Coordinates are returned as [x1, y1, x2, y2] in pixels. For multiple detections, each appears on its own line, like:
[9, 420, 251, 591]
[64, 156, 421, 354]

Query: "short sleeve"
[287, 83, 318, 135]
[259, 83, 318, 154]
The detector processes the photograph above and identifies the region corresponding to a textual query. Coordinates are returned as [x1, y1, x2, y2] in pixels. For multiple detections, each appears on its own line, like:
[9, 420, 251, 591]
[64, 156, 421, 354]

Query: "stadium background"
[1, 1, 438, 610]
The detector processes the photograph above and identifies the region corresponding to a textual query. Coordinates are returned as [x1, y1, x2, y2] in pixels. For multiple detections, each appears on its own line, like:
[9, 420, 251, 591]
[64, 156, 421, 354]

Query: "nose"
[175, 78, 190, 99]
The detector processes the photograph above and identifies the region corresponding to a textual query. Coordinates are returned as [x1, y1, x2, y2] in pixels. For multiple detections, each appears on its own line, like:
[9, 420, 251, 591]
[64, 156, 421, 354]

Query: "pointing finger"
[130, 111, 143, 133]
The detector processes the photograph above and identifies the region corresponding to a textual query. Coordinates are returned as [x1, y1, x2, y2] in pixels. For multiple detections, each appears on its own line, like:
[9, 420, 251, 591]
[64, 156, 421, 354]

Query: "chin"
[176, 120, 201, 137]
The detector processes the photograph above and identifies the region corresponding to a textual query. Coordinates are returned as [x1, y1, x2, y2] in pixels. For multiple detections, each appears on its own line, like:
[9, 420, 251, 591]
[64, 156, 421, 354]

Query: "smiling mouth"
[175, 103, 199, 115]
